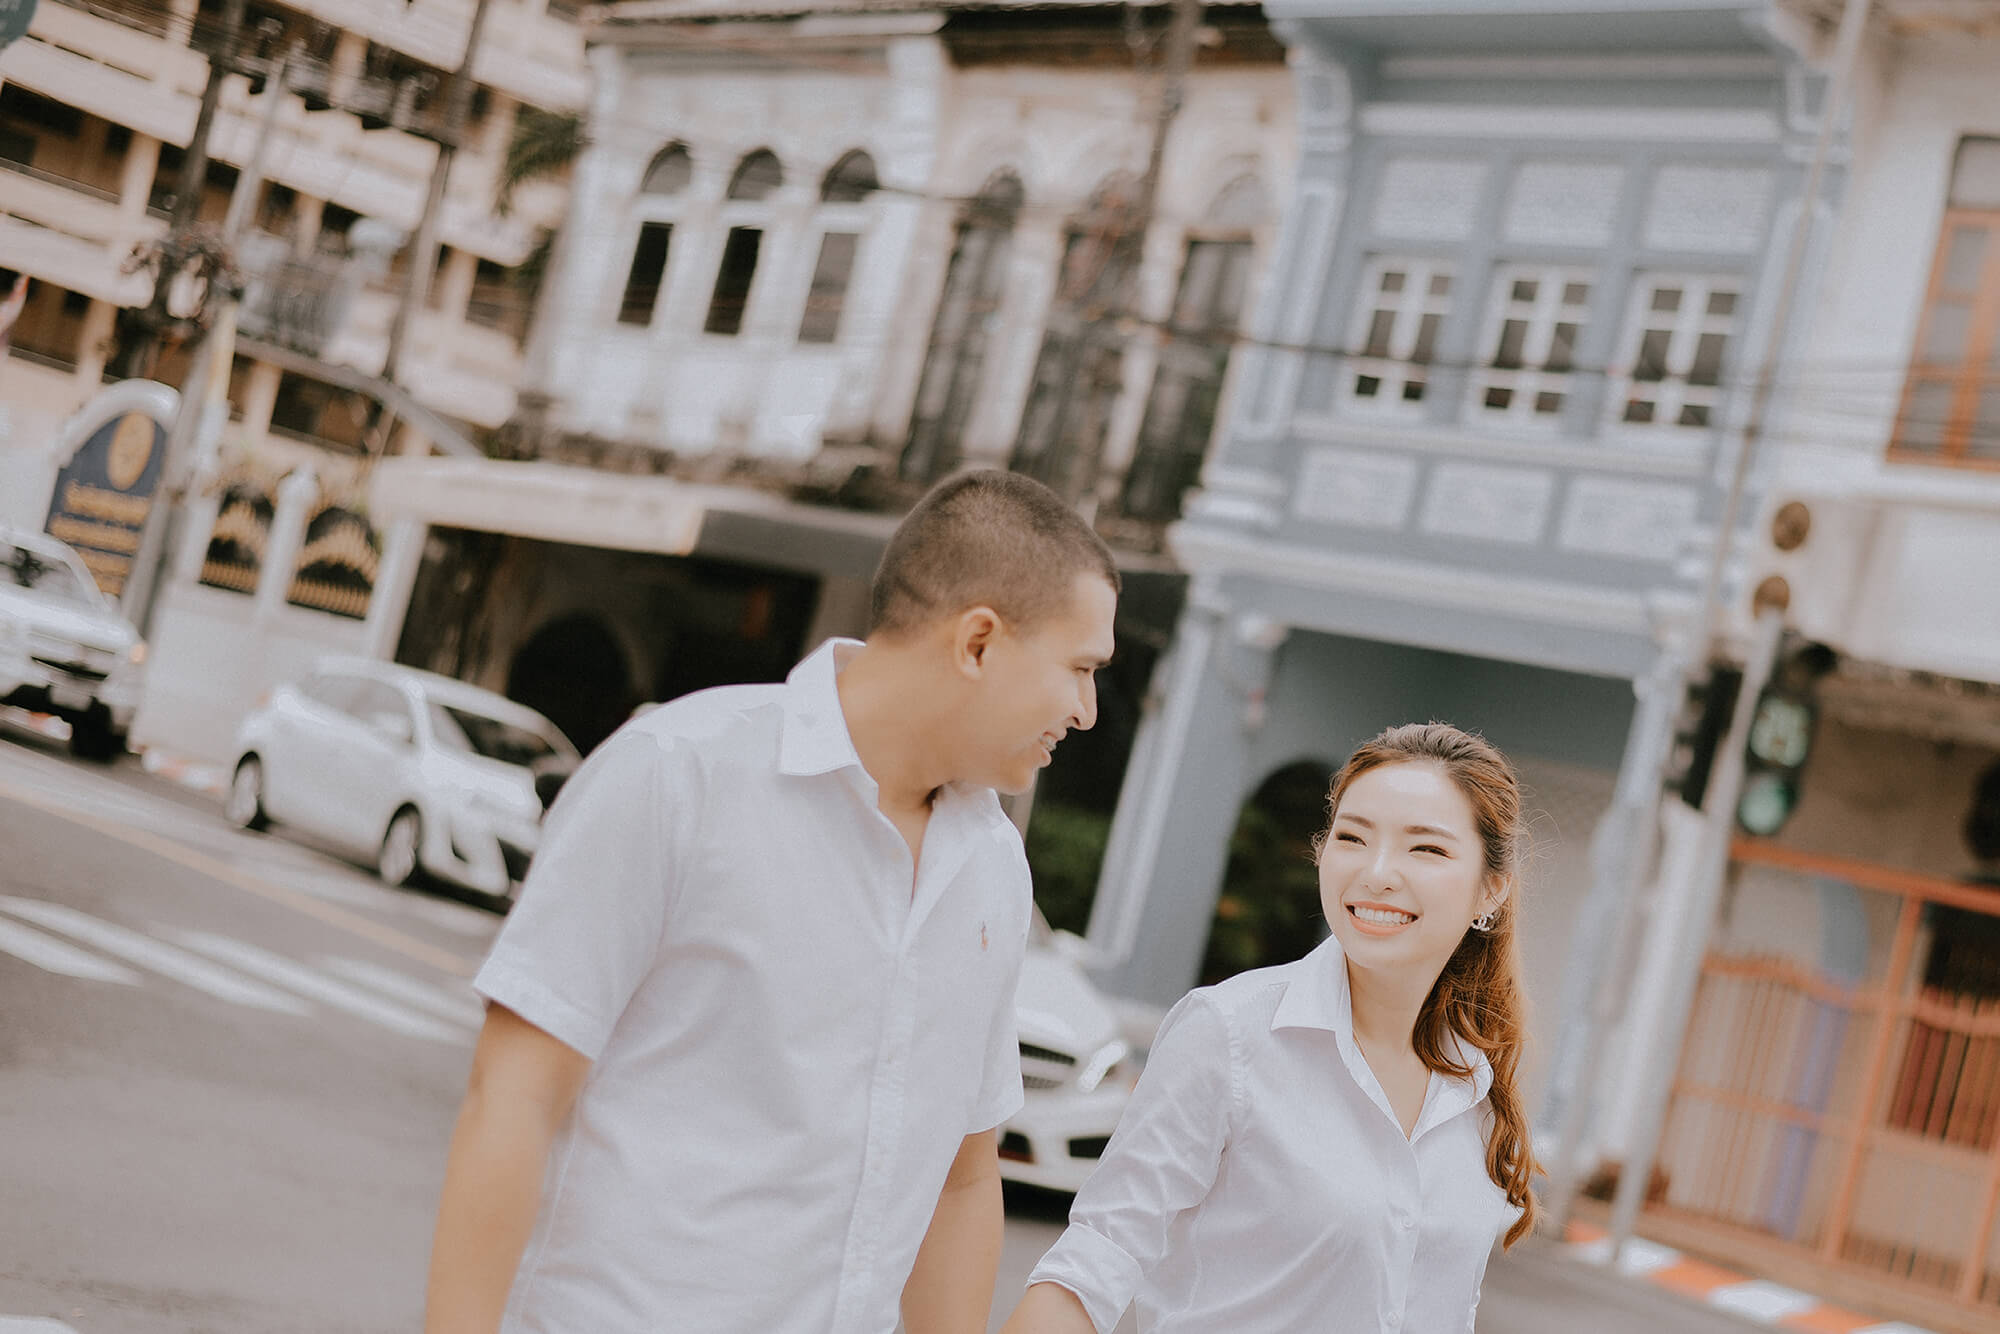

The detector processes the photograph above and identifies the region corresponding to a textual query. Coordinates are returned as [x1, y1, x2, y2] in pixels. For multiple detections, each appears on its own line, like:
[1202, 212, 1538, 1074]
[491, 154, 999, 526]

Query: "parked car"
[1000, 909, 1137, 1195]
[226, 657, 581, 899]
[0, 525, 146, 761]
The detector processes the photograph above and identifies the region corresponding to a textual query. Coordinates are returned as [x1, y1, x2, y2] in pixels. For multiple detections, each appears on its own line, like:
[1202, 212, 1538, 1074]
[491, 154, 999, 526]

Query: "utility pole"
[1043, 0, 1201, 510]
[112, 0, 247, 380]
[1572, 0, 1876, 1256]
[382, 0, 496, 390]
[122, 41, 297, 635]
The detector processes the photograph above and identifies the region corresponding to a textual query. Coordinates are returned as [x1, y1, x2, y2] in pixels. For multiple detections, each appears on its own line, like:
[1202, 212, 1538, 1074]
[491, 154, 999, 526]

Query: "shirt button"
[1399, 1213, 1415, 1230]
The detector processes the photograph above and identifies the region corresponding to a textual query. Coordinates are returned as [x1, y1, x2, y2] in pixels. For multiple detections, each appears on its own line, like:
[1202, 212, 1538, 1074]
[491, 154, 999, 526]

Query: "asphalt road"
[0, 717, 1756, 1333]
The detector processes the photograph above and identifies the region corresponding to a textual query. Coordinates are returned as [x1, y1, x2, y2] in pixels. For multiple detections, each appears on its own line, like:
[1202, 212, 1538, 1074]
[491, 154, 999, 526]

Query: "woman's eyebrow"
[1404, 825, 1458, 839]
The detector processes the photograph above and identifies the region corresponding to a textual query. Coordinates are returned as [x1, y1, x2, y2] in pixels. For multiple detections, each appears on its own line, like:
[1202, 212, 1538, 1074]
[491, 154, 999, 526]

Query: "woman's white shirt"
[1027, 936, 1516, 1333]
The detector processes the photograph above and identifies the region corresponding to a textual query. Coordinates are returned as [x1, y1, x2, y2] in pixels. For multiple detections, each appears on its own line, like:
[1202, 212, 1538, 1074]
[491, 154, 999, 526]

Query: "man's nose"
[1074, 676, 1099, 731]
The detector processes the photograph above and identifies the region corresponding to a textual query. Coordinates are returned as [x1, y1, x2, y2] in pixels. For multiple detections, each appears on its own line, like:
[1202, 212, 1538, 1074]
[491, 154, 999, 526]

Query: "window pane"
[704, 227, 762, 336]
[1354, 374, 1382, 398]
[617, 222, 671, 326]
[1677, 403, 1710, 428]
[1363, 310, 1396, 358]
[1634, 329, 1672, 381]
[1493, 319, 1528, 370]
[1411, 312, 1442, 364]
[1897, 378, 1956, 453]
[640, 145, 691, 197]
[1562, 282, 1591, 307]
[1547, 321, 1579, 373]
[1379, 270, 1406, 294]
[821, 150, 878, 203]
[1484, 386, 1513, 409]
[1942, 225, 1990, 292]
[1510, 279, 1538, 303]
[1402, 378, 1426, 402]
[1688, 332, 1728, 387]
[1623, 398, 1656, 423]
[1921, 299, 1973, 365]
[1535, 390, 1565, 415]
[1651, 286, 1683, 313]
[1706, 290, 1738, 318]
[727, 150, 782, 201]
[797, 231, 859, 344]
[1427, 273, 1452, 298]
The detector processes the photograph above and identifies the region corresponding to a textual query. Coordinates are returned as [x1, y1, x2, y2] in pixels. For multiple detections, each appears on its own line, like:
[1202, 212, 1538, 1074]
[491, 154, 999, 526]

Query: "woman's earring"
[1471, 909, 1498, 933]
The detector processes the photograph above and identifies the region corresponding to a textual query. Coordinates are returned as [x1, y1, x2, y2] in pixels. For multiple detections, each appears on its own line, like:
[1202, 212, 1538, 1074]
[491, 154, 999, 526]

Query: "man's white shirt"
[1029, 935, 1516, 1333]
[474, 638, 1031, 1333]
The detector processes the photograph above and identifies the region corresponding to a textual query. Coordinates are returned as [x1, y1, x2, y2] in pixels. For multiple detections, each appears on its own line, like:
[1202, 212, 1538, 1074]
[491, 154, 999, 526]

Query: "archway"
[506, 613, 635, 756]
[1199, 759, 1337, 985]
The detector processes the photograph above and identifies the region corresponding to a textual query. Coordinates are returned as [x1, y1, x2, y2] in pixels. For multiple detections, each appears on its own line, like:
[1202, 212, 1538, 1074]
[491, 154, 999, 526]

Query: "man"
[425, 469, 1120, 1333]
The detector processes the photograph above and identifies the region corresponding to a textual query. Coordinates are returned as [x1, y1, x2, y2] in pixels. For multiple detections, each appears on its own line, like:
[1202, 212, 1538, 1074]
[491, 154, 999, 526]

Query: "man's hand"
[901, 1129, 1006, 1334]
[423, 1003, 590, 1334]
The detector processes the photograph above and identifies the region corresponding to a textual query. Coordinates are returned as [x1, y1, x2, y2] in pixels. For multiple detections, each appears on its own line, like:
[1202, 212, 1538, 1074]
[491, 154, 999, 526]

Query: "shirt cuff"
[968, 1076, 1025, 1136]
[1026, 1222, 1143, 1334]
[473, 955, 607, 1062]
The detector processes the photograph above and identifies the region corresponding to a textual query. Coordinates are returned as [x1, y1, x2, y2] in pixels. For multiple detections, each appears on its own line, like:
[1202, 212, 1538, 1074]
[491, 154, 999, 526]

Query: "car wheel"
[226, 757, 270, 831]
[379, 806, 424, 888]
[68, 710, 120, 763]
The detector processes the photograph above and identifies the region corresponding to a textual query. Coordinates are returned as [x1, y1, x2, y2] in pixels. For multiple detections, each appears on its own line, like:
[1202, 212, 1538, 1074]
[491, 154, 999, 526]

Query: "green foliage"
[1199, 765, 1331, 985]
[1024, 798, 1114, 937]
[497, 107, 583, 217]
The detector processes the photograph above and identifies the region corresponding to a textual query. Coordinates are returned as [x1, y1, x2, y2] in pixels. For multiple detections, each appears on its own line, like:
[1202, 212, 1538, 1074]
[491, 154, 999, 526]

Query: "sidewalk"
[1553, 1222, 1941, 1334]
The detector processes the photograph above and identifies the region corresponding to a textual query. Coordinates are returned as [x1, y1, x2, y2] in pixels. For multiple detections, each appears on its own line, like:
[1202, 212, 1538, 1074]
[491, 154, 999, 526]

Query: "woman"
[1001, 723, 1538, 1334]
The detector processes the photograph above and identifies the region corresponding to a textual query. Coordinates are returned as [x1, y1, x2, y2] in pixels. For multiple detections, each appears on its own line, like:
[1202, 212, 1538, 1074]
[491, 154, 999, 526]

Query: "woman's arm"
[998, 1281, 1097, 1334]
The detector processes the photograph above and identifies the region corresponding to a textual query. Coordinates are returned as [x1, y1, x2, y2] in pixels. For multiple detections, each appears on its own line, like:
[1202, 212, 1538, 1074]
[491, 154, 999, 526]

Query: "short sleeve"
[966, 911, 1029, 1134]
[1026, 990, 1236, 1334]
[473, 728, 680, 1061]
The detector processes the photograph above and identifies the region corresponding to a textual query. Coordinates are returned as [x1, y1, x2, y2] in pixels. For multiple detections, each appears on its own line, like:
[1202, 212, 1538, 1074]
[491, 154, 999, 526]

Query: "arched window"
[820, 150, 878, 203]
[798, 149, 881, 345]
[706, 150, 785, 335]
[640, 143, 693, 196]
[619, 142, 693, 327]
[900, 170, 1026, 480]
[725, 149, 783, 201]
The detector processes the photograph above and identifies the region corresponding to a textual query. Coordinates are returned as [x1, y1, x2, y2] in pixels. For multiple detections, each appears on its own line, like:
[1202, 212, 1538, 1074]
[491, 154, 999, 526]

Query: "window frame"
[1340, 255, 1456, 420]
[1467, 263, 1596, 433]
[1888, 206, 2000, 470]
[1604, 270, 1743, 444]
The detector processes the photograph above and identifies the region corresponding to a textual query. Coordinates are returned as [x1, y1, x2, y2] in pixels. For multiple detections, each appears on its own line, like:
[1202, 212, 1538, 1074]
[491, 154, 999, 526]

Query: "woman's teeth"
[1351, 905, 1417, 926]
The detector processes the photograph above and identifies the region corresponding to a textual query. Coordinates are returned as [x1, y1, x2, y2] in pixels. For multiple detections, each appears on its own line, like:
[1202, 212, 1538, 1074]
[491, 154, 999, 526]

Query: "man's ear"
[954, 606, 1003, 676]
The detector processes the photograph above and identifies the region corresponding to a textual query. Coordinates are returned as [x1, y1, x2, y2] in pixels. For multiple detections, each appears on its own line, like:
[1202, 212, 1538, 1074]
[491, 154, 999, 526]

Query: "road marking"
[0, 771, 477, 977]
[0, 1318, 80, 1332]
[0, 898, 310, 1016]
[174, 930, 466, 1043]
[321, 956, 488, 1029]
[0, 916, 144, 985]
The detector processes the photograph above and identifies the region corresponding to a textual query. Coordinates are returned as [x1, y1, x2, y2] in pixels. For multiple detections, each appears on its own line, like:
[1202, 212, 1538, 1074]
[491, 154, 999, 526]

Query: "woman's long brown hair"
[1316, 722, 1542, 1246]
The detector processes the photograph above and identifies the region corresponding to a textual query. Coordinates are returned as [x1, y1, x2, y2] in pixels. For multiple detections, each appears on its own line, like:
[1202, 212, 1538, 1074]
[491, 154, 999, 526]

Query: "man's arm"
[424, 1003, 591, 1334]
[901, 1129, 1006, 1334]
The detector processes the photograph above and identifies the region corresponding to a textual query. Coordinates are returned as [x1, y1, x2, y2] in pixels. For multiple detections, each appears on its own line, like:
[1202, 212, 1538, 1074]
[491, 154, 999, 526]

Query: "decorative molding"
[1288, 416, 1708, 480]
[1502, 161, 1625, 248]
[1381, 53, 1782, 81]
[1370, 156, 1486, 242]
[1558, 477, 1701, 562]
[1359, 103, 1781, 143]
[1293, 446, 1420, 530]
[1419, 463, 1555, 546]
[1642, 163, 1775, 254]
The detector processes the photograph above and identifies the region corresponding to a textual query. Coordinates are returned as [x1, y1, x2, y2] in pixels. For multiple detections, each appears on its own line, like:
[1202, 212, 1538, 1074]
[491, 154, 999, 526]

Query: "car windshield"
[429, 702, 565, 769]
[4, 541, 98, 608]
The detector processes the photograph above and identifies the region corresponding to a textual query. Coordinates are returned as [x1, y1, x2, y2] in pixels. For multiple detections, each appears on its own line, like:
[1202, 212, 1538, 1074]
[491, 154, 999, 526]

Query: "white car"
[0, 525, 147, 761]
[1000, 911, 1137, 1195]
[226, 657, 580, 899]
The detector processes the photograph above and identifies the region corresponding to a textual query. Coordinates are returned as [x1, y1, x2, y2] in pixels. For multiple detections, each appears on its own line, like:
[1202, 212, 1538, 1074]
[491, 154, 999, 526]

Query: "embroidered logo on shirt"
[980, 921, 989, 951]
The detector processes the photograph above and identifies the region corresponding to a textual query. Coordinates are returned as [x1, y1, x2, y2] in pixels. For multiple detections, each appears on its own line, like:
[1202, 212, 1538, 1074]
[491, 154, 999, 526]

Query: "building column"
[118, 133, 163, 221]
[292, 194, 326, 257]
[964, 215, 1063, 465]
[360, 517, 426, 660]
[434, 246, 479, 324]
[240, 360, 281, 447]
[255, 467, 318, 621]
[328, 30, 368, 107]
[166, 0, 197, 46]
[73, 300, 118, 388]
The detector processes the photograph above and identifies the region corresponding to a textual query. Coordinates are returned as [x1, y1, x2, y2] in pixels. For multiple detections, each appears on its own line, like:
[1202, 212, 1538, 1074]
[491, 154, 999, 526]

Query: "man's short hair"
[869, 470, 1120, 636]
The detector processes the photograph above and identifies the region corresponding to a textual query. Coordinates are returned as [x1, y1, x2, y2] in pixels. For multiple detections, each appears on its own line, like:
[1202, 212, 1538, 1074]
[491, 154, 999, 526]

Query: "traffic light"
[1666, 662, 1743, 811]
[1735, 640, 1837, 837]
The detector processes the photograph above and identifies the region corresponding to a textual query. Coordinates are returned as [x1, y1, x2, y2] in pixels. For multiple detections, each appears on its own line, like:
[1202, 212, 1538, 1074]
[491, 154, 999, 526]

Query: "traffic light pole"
[1540, 0, 1873, 1242]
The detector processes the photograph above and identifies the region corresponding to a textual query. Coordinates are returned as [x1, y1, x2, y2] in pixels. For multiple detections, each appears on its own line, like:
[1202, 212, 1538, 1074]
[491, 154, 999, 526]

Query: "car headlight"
[127, 641, 147, 667]
[1076, 1039, 1130, 1094]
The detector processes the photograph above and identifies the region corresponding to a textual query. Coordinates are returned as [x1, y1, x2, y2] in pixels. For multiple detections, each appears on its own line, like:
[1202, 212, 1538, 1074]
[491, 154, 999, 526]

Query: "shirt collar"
[1272, 934, 1495, 1127]
[779, 637, 867, 778]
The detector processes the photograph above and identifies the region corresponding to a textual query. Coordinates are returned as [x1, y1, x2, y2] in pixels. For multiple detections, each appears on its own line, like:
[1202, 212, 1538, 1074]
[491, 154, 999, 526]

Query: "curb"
[1561, 1223, 1940, 1334]
[137, 747, 229, 797]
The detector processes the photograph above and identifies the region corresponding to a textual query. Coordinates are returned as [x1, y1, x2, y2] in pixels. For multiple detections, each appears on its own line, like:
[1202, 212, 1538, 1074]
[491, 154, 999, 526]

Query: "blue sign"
[45, 411, 168, 599]
[0, 0, 37, 51]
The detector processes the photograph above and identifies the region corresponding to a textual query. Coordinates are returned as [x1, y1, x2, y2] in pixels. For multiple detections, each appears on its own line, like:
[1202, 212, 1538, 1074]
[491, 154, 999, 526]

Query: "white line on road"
[174, 931, 465, 1043]
[0, 916, 144, 985]
[320, 956, 488, 1029]
[0, 1319, 80, 1332]
[0, 898, 310, 1015]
